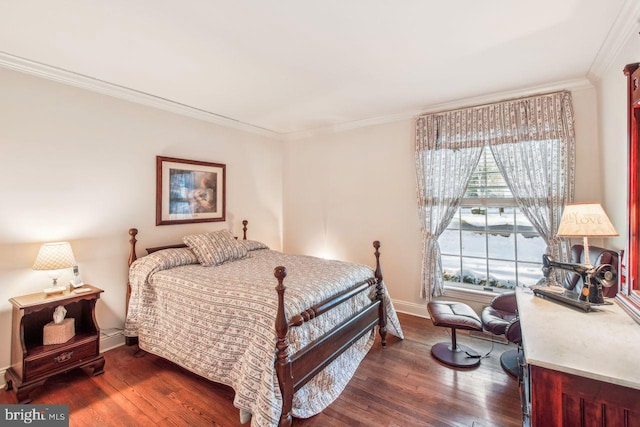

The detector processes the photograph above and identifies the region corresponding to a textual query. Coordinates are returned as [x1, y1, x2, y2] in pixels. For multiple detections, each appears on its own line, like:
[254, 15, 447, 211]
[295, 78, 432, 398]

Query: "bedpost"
[126, 228, 138, 315]
[126, 228, 139, 346]
[242, 220, 248, 240]
[373, 241, 387, 348]
[274, 266, 293, 427]
[128, 228, 138, 267]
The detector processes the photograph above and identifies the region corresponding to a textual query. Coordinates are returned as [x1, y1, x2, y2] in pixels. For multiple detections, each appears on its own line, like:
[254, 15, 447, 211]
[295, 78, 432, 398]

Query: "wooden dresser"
[516, 287, 640, 426]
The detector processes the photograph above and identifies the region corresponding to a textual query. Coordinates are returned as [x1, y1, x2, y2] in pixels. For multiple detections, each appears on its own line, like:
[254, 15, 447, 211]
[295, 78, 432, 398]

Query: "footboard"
[273, 241, 387, 427]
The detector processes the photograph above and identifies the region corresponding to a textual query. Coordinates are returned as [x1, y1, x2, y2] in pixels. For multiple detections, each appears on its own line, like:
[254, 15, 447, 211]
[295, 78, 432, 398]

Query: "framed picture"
[156, 156, 226, 225]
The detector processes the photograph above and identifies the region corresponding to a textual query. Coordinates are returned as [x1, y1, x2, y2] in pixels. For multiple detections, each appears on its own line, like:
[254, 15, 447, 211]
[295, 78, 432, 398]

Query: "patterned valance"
[416, 91, 576, 151]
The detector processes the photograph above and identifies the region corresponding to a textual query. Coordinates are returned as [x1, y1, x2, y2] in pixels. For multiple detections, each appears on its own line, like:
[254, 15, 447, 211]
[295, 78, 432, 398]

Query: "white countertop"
[516, 286, 640, 391]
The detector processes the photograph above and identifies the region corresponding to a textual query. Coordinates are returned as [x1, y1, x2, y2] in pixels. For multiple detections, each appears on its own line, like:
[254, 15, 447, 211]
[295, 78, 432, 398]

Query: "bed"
[124, 221, 403, 426]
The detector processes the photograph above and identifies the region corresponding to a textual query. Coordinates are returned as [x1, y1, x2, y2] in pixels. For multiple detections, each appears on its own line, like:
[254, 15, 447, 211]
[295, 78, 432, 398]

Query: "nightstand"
[4, 285, 105, 403]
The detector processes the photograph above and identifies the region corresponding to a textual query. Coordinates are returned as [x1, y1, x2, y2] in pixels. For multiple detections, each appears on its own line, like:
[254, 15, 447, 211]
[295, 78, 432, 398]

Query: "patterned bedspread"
[125, 247, 403, 427]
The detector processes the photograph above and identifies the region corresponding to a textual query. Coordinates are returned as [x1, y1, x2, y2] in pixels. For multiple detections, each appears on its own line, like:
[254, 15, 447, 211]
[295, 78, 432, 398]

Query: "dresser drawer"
[25, 340, 98, 379]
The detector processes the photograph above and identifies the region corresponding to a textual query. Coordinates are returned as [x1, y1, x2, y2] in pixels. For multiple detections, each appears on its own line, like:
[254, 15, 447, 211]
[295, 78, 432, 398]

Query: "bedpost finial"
[274, 265, 288, 282]
[242, 220, 248, 240]
[128, 228, 139, 268]
[373, 240, 383, 281]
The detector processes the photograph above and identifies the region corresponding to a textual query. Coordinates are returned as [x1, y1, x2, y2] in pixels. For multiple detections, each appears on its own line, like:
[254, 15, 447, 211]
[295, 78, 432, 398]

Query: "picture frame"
[156, 156, 226, 225]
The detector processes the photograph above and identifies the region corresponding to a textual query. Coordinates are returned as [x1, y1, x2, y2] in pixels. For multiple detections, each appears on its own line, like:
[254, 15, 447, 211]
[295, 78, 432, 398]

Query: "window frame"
[440, 151, 544, 294]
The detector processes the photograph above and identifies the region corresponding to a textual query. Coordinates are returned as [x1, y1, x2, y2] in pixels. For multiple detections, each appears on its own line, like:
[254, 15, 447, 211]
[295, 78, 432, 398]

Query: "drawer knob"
[54, 351, 74, 363]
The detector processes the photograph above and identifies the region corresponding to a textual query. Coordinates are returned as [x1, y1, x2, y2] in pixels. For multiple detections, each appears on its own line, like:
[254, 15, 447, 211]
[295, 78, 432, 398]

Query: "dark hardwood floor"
[1, 313, 522, 426]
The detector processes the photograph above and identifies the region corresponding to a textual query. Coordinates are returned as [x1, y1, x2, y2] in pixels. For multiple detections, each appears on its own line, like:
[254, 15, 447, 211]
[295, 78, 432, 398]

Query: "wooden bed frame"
[126, 220, 387, 427]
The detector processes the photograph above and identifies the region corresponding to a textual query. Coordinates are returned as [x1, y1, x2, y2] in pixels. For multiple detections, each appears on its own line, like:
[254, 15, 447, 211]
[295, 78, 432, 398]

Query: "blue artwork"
[168, 169, 217, 215]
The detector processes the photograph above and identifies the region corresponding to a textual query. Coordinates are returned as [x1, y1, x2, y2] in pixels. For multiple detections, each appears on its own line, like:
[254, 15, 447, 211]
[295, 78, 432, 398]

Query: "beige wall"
[0, 68, 283, 371]
[596, 28, 640, 252]
[284, 120, 422, 314]
[283, 86, 604, 316]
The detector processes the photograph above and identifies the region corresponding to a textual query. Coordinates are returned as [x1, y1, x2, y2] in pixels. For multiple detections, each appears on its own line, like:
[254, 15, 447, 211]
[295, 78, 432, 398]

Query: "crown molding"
[414, 78, 593, 116]
[282, 110, 413, 141]
[0, 50, 594, 142]
[284, 78, 593, 141]
[0, 51, 281, 139]
[588, 0, 640, 81]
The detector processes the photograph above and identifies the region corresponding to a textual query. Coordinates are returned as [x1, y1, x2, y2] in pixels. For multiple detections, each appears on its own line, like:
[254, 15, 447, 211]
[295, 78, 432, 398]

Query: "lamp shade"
[557, 203, 618, 237]
[32, 242, 76, 271]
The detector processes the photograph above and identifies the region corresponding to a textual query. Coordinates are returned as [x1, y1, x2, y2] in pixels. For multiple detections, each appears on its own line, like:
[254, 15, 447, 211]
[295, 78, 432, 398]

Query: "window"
[438, 149, 545, 292]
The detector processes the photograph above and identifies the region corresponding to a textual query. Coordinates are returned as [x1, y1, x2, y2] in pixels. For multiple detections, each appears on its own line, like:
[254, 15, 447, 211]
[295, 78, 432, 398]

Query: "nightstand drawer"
[25, 340, 97, 379]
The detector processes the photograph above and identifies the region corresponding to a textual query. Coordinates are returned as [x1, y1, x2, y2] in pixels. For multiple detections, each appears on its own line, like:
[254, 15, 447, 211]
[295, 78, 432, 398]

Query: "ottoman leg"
[431, 328, 481, 368]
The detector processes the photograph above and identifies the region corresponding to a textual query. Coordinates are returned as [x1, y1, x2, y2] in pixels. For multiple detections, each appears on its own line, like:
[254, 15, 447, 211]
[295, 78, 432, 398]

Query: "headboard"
[126, 219, 249, 316]
[129, 219, 248, 264]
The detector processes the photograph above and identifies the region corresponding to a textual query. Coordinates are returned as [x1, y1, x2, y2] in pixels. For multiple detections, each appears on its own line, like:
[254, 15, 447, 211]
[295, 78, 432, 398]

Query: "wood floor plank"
[1, 313, 522, 426]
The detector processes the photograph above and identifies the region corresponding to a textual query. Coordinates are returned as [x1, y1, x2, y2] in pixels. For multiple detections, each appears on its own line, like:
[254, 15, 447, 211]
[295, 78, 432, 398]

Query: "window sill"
[442, 285, 501, 305]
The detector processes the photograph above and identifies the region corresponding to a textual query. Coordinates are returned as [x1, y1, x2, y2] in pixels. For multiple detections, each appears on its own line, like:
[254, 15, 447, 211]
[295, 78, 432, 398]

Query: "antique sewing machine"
[542, 254, 617, 305]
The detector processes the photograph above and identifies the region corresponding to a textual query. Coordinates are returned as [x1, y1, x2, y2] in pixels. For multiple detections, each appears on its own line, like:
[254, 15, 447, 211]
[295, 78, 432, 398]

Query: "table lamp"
[557, 203, 618, 266]
[32, 242, 76, 294]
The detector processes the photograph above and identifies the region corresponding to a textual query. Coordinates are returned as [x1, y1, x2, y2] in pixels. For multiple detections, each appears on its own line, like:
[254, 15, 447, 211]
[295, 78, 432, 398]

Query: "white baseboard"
[391, 289, 495, 321]
[100, 333, 126, 352]
[391, 298, 429, 318]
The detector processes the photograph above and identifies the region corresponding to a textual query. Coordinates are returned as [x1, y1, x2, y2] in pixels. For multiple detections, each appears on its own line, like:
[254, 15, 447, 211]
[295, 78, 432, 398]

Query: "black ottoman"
[427, 301, 483, 368]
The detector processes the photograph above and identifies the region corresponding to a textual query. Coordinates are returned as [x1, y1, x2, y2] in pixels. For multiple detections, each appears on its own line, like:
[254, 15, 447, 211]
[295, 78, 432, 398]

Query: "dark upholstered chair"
[427, 301, 483, 368]
[563, 245, 619, 298]
[481, 292, 521, 378]
[481, 292, 517, 335]
[500, 318, 522, 378]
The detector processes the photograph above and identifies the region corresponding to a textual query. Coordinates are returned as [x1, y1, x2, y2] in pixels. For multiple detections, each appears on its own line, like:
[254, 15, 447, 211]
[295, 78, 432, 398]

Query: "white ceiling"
[0, 1, 636, 136]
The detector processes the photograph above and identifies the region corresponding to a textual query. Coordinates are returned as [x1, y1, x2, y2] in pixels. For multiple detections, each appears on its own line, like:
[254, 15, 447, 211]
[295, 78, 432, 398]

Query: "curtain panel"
[415, 91, 576, 299]
[415, 115, 484, 299]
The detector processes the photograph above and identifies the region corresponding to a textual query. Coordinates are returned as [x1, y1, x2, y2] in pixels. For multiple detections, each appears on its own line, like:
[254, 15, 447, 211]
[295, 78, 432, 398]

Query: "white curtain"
[415, 91, 576, 299]
[487, 92, 576, 265]
[415, 113, 484, 298]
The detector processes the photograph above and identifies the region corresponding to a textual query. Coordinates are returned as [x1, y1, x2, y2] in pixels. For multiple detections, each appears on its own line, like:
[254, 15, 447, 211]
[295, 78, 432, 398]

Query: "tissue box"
[43, 318, 75, 345]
